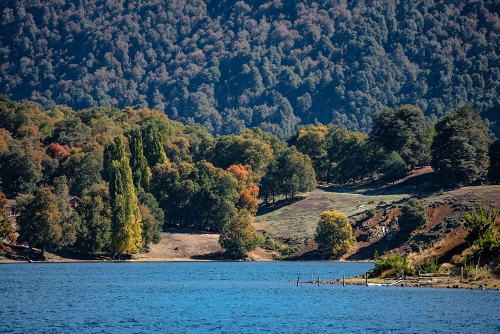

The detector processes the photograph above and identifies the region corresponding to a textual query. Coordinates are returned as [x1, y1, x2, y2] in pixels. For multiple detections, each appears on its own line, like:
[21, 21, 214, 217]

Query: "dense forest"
[1, 0, 500, 139]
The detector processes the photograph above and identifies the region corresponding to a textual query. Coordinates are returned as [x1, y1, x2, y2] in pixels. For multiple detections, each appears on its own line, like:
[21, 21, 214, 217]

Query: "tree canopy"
[2, 1, 500, 138]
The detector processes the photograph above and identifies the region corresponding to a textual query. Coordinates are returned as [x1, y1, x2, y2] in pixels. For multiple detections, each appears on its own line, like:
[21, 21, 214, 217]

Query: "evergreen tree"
[381, 151, 407, 184]
[431, 105, 490, 186]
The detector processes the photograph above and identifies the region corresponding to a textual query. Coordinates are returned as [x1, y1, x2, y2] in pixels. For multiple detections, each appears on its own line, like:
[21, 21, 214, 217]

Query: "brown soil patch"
[132, 228, 224, 261]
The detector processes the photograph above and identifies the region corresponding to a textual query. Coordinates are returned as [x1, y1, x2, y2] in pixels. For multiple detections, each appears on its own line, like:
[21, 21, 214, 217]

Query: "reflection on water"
[1, 262, 499, 333]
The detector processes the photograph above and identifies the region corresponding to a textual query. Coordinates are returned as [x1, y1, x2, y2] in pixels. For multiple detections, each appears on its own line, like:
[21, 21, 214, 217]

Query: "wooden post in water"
[318, 276, 320, 286]
[342, 274, 345, 286]
[365, 272, 368, 286]
[297, 276, 300, 287]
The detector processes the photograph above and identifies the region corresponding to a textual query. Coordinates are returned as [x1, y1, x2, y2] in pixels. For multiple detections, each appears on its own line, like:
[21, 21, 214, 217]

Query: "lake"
[0, 261, 499, 333]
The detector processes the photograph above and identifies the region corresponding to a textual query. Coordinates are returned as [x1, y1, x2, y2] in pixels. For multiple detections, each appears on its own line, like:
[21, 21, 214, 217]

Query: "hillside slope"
[2, 0, 500, 138]
[255, 167, 500, 262]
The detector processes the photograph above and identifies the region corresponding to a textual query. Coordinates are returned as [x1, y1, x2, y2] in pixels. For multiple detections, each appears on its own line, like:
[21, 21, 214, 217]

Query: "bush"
[399, 198, 427, 233]
[373, 251, 413, 276]
[415, 257, 441, 274]
[365, 208, 376, 218]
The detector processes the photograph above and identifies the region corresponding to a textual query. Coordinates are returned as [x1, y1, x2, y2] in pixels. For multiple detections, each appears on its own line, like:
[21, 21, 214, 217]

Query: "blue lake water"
[0, 261, 499, 333]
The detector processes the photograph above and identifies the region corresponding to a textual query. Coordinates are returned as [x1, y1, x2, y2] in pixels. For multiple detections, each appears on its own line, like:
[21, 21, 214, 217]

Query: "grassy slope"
[254, 167, 500, 263]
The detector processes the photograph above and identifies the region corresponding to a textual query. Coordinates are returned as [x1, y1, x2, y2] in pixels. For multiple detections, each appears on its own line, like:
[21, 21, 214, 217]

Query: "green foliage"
[107, 137, 143, 254]
[0, 148, 42, 194]
[431, 105, 490, 187]
[380, 151, 407, 184]
[370, 105, 430, 169]
[136, 190, 164, 246]
[151, 161, 239, 232]
[373, 251, 413, 277]
[463, 204, 500, 259]
[76, 182, 112, 254]
[2, 1, 500, 139]
[141, 117, 170, 167]
[314, 210, 355, 257]
[415, 257, 441, 274]
[399, 198, 427, 233]
[366, 208, 376, 218]
[128, 128, 151, 191]
[288, 125, 328, 178]
[15, 187, 63, 258]
[260, 146, 316, 202]
[0, 190, 16, 244]
[219, 210, 261, 258]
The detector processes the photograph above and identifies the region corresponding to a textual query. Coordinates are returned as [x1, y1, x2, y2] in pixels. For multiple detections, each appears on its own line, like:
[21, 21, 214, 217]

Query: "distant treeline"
[1, 0, 500, 139]
[0, 96, 499, 257]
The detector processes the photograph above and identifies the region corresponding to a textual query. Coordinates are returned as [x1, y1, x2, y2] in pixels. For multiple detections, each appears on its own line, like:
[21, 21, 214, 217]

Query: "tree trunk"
[27, 244, 32, 260]
[41, 244, 46, 260]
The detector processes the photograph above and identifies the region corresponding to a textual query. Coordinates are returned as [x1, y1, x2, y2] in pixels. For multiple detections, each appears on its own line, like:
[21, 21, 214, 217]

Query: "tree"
[463, 204, 499, 259]
[431, 105, 490, 186]
[315, 210, 355, 258]
[370, 105, 429, 169]
[141, 118, 169, 167]
[76, 182, 112, 254]
[288, 124, 329, 178]
[219, 210, 261, 258]
[15, 188, 62, 259]
[128, 128, 151, 191]
[51, 118, 91, 147]
[0, 190, 16, 244]
[399, 198, 427, 233]
[0, 148, 42, 194]
[136, 190, 164, 246]
[275, 147, 316, 199]
[380, 151, 407, 184]
[106, 137, 143, 256]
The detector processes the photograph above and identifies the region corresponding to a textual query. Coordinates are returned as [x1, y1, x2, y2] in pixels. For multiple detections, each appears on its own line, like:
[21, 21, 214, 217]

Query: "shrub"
[373, 251, 413, 276]
[399, 198, 427, 233]
[415, 257, 441, 274]
[365, 208, 376, 218]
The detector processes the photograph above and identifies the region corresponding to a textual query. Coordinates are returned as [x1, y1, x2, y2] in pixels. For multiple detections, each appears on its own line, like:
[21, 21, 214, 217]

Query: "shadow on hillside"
[347, 233, 409, 261]
[190, 251, 226, 261]
[256, 196, 306, 216]
[324, 169, 443, 197]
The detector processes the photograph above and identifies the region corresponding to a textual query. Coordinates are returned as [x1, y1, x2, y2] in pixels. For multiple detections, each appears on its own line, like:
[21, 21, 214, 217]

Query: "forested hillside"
[1, 0, 500, 138]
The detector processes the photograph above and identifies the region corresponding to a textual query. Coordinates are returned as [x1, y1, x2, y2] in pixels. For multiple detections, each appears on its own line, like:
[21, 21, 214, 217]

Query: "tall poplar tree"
[105, 137, 143, 256]
[128, 128, 151, 191]
[141, 123, 168, 167]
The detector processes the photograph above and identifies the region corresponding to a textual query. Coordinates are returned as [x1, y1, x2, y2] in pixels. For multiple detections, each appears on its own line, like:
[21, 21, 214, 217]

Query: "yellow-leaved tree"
[315, 210, 355, 259]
